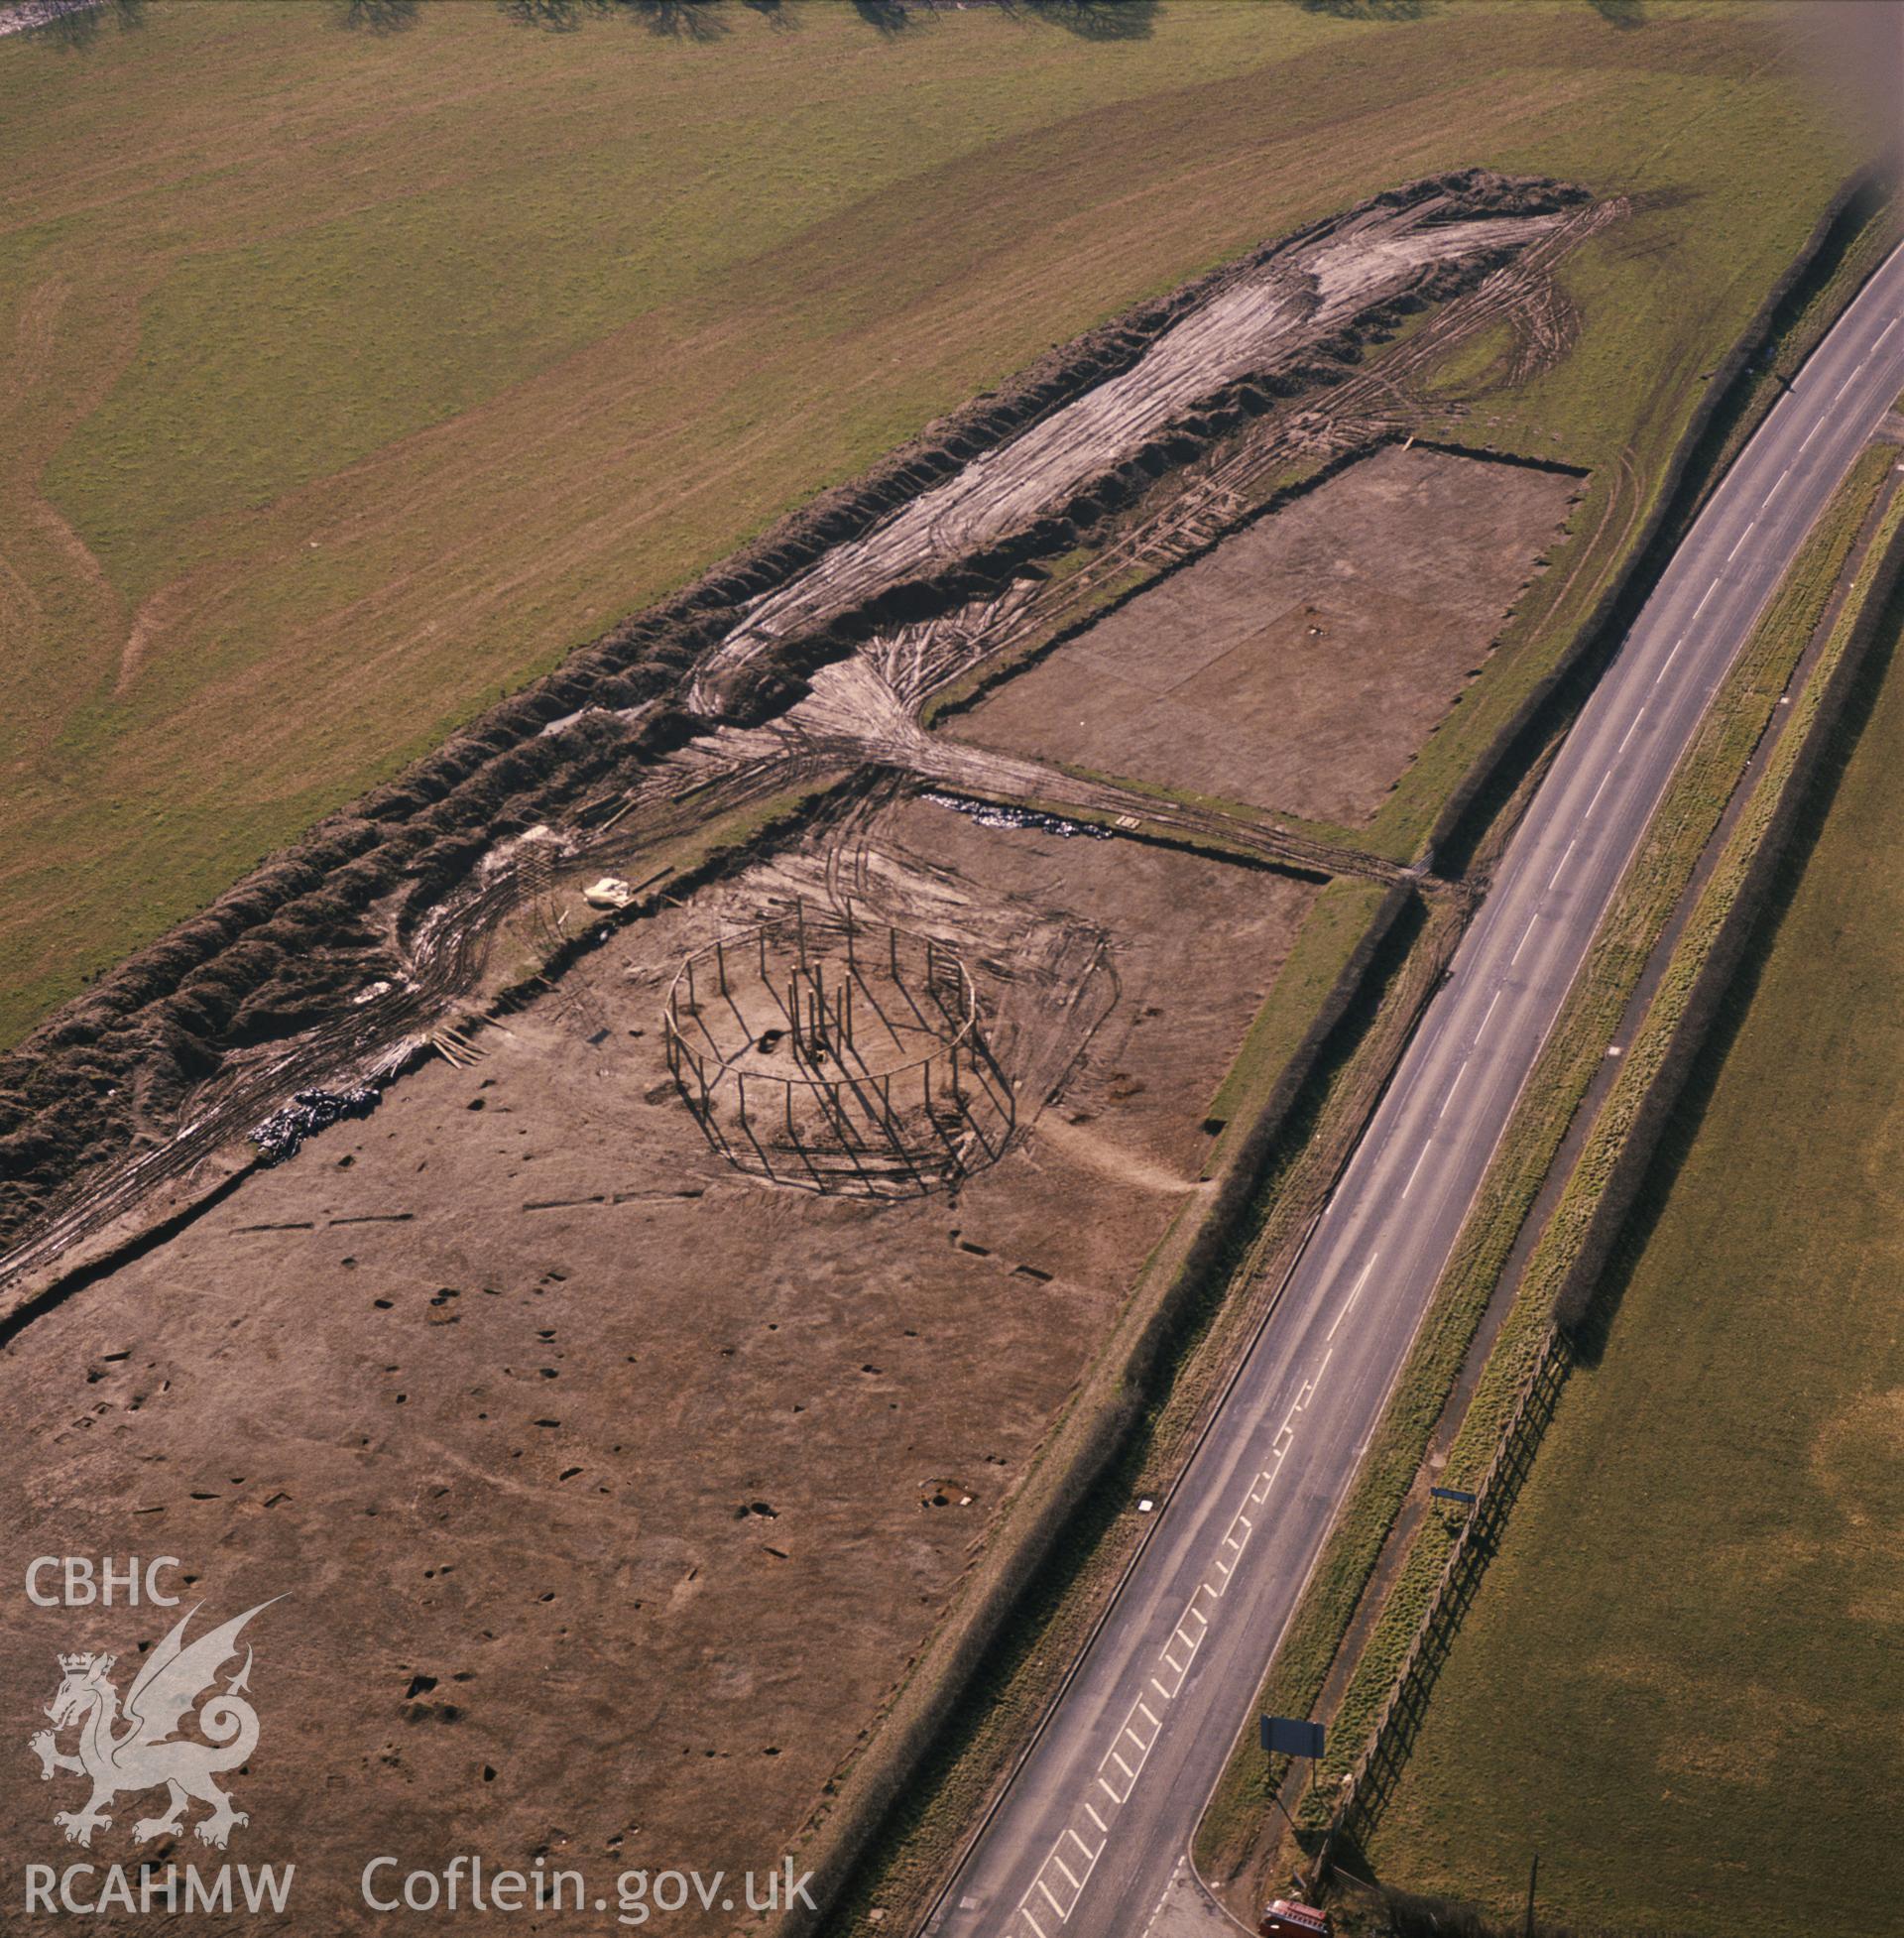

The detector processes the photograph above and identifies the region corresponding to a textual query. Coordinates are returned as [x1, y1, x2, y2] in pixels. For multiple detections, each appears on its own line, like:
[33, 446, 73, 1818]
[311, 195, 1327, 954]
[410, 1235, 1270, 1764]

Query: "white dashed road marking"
[1012, 1345, 1335, 1935]
[1475, 986, 1503, 1046]
[1437, 1058, 1468, 1123]
[1327, 1255, 1377, 1341]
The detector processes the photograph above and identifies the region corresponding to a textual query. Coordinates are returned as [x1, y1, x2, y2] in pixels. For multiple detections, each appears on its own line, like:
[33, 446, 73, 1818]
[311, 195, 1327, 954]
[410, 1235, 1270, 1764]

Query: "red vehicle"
[1258, 1900, 1331, 1938]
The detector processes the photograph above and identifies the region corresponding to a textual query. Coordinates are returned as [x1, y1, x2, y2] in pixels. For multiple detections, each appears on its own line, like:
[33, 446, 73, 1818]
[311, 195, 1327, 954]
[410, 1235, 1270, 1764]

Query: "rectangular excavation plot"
[945, 444, 1580, 824]
[0, 799, 1313, 1928]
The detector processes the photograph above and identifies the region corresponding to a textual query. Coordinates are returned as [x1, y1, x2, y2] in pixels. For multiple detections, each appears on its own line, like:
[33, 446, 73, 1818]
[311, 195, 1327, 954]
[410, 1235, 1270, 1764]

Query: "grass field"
[1366, 559, 1904, 1932]
[0, 1, 1855, 1047]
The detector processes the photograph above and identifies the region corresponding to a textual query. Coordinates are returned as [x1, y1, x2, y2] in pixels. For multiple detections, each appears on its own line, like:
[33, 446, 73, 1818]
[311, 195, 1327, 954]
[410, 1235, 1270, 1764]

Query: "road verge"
[1193, 446, 1904, 1904]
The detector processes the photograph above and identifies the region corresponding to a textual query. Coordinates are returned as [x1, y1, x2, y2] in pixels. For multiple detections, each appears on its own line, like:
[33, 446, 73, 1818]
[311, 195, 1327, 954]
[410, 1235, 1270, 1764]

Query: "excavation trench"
[0, 170, 1605, 1295]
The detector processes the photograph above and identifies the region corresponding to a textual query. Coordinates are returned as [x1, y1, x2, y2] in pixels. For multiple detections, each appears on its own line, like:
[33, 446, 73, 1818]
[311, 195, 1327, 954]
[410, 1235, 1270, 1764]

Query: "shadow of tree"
[335, 0, 419, 31]
[1294, 0, 1432, 20]
[851, 0, 911, 34]
[497, 0, 729, 34]
[487, 0, 1164, 42]
[633, 0, 730, 37]
[17, 0, 143, 51]
[1005, 0, 1158, 40]
[497, 0, 586, 29]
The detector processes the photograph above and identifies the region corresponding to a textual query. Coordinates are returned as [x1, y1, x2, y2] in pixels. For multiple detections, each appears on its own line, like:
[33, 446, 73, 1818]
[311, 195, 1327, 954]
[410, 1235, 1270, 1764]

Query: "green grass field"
[0, 0, 1855, 1045]
[1366, 587, 1904, 1933]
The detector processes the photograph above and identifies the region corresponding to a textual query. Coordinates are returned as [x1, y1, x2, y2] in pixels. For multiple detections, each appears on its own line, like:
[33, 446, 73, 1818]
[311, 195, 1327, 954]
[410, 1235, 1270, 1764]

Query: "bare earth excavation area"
[0, 173, 1604, 1931]
[947, 445, 1580, 824]
[0, 806, 1315, 1923]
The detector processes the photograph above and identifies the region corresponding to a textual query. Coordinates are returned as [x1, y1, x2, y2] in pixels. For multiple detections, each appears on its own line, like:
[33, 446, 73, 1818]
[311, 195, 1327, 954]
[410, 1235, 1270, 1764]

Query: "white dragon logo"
[28, 1600, 278, 1850]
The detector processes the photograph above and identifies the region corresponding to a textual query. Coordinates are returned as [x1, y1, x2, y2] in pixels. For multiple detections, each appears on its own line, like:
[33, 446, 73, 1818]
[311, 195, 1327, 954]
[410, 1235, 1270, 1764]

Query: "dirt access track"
[0, 172, 1607, 1932]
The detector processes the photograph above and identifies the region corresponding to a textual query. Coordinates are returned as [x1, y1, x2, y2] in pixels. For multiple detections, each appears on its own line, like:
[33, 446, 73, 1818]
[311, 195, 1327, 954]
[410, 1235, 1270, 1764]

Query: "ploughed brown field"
[5, 23, 1853, 1905]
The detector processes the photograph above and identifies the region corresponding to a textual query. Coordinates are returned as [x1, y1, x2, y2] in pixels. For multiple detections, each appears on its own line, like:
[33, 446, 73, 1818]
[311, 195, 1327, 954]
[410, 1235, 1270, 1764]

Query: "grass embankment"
[1202, 880, 1391, 1174]
[1194, 445, 1897, 1881]
[1368, 496, 1904, 1936]
[0, 0, 1855, 1043]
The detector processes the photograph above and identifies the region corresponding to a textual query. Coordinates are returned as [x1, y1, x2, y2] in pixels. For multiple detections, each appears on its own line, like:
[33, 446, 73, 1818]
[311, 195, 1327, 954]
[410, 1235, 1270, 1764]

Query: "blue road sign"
[1260, 1715, 1325, 1759]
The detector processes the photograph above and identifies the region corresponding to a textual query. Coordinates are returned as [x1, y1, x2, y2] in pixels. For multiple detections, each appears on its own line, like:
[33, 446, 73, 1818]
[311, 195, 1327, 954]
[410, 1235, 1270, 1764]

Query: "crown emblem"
[34, 1603, 274, 1851]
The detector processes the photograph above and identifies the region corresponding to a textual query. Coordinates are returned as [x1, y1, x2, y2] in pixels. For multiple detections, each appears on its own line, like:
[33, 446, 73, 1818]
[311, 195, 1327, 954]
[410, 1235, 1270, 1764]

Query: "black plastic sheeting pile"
[250, 1086, 379, 1165]
[922, 790, 1115, 841]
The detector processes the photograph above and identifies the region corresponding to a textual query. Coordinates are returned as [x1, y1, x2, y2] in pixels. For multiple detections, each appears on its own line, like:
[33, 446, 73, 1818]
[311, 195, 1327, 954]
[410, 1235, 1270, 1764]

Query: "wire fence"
[1319, 1324, 1572, 1871]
